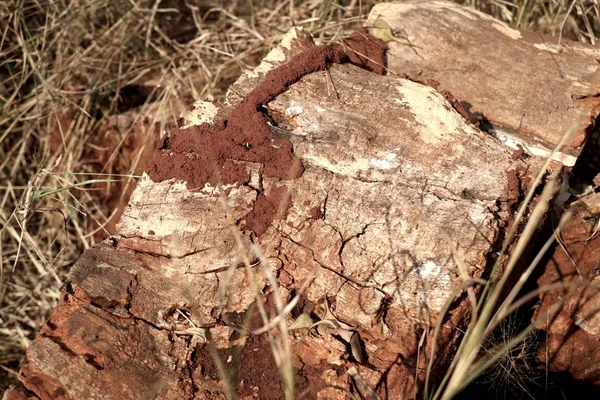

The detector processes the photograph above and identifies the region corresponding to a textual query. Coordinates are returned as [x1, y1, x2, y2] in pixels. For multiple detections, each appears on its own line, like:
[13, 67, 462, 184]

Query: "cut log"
[6, 21, 554, 400]
[368, 0, 600, 166]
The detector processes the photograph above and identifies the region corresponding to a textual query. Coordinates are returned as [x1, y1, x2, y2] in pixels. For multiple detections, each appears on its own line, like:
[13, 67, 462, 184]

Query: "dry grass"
[0, 0, 599, 394]
[464, 0, 600, 44]
[477, 312, 540, 399]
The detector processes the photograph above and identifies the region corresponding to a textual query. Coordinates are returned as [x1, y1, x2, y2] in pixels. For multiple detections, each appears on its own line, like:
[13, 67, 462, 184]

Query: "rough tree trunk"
[7, 1, 600, 399]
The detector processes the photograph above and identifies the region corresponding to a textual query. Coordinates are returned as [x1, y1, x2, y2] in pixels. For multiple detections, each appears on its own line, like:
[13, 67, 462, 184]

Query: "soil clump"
[146, 29, 386, 191]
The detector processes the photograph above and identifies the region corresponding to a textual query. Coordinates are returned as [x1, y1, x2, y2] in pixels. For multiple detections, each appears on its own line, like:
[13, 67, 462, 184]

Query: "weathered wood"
[368, 0, 600, 166]
[6, 25, 551, 400]
[533, 193, 600, 386]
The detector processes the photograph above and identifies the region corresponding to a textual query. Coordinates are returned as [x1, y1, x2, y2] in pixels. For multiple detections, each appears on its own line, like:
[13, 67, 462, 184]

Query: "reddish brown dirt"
[243, 185, 292, 236]
[146, 31, 386, 236]
[194, 335, 287, 399]
[309, 205, 323, 220]
[341, 28, 387, 75]
[192, 304, 325, 399]
[147, 30, 386, 190]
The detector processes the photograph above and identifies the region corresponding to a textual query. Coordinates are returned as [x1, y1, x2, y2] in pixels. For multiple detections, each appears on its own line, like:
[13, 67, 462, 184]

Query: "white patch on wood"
[247, 27, 304, 78]
[252, 48, 286, 76]
[286, 100, 304, 116]
[395, 81, 466, 144]
[122, 174, 238, 239]
[125, 176, 190, 237]
[491, 22, 522, 39]
[391, 258, 453, 314]
[570, 44, 600, 58]
[491, 128, 578, 167]
[280, 27, 300, 49]
[419, 260, 441, 278]
[303, 154, 370, 176]
[565, 75, 589, 88]
[534, 42, 560, 53]
[420, 193, 437, 206]
[370, 152, 398, 170]
[370, 158, 391, 169]
[180, 101, 218, 129]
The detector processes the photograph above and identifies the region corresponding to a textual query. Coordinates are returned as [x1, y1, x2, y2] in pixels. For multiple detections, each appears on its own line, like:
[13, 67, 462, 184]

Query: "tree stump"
[10, 3, 599, 399]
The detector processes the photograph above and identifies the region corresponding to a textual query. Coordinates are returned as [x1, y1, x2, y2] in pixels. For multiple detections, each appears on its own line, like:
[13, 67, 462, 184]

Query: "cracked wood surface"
[368, 0, 600, 166]
[533, 193, 600, 386]
[7, 26, 551, 400]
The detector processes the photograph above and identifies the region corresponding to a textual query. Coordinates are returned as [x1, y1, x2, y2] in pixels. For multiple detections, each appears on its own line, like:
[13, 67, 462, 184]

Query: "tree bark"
[533, 192, 600, 387]
[368, 0, 600, 167]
